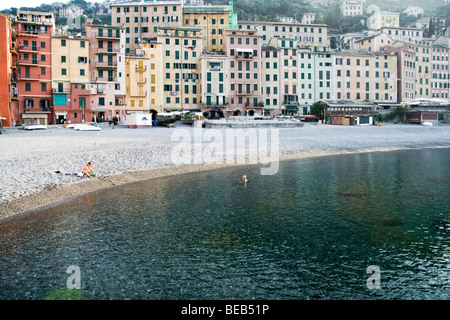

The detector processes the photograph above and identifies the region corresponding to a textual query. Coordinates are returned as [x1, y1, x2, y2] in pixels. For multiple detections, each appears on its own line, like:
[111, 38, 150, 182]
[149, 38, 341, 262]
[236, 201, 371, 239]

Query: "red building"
[14, 10, 54, 125]
[0, 13, 18, 127]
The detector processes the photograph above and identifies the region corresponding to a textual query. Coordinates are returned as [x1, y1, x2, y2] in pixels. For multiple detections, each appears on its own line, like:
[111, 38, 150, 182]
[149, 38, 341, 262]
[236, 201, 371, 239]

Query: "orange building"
[0, 13, 18, 127]
[14, 10, 54, 125]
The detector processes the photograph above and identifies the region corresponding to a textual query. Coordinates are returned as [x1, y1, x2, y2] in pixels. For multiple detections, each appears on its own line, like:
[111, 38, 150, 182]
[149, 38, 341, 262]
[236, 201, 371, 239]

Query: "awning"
[263, 108, 274, 111]
[188, 109, 201, 112]
[22, 113, 48, 119]
[286, 106, 299, 110]
[236, 48, 253, 52]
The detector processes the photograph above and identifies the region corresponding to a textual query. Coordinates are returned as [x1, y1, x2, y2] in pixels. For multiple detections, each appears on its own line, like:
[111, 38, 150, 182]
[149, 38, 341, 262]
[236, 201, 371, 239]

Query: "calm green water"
[0, 148, 449, 300]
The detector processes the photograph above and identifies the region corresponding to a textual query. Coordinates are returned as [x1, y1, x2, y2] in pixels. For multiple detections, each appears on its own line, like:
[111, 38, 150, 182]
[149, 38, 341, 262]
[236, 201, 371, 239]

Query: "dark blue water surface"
[0, 148, 449, 300]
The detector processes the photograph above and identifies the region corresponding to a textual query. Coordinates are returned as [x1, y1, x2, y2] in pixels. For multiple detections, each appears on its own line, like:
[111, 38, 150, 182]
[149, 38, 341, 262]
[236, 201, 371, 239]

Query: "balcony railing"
[95, 61, 118, 69]
[19, 73, 42, 80]
[19, 45, 41, 52]
[97, 47, 120, 54]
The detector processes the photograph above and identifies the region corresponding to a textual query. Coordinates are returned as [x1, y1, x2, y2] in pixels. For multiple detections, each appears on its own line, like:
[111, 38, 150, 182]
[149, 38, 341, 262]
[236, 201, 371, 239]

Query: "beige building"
[182, 3, 237, 52]
[200, 53, 229, 115]
[371, 52, 398, 103]
[51, 35, 90, 93]
[110, 1, 183, 52]
[158, 26, 203, 112]
[340, 0, 364, 17]
[367, 11, 400, 30]
[334, 51, 375, 102]
[354, 33, 393, 52]
[301, 13, 316, 25]
[237, 21, 330, 51]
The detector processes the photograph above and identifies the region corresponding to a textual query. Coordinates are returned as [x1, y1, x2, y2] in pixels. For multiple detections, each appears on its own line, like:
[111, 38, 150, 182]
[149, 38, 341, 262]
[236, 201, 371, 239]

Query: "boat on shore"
[23, 124, 47, 130]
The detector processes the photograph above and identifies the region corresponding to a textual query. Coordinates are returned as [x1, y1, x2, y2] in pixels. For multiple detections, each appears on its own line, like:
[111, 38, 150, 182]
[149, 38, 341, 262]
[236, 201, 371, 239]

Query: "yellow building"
[371, 52, 398, 103]
[125, 53, 150, 113]
[158, 26, 203, 112]
[367, 11, 400, 30]
[141, 39, 164, 116]
[183, 3, 237, 52]
[110, 1, 183, 52]
[51, 34, 90, 93]
[354, 33, 393, 52]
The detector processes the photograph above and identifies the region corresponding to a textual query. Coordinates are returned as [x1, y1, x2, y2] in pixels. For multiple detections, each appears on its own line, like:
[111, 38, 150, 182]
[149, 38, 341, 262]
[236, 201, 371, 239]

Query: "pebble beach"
[1, 122, 449, 219]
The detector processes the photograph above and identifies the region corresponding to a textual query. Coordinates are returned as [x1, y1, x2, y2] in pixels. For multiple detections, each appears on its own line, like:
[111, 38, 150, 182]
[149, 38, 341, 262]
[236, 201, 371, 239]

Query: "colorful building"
[223, 28, 262, 116]
[298, 49, 335, 113]
[200, 52, 229, 117]
[237, 21, 329, 52]
[261, 45, 282, 116]
[268, 36, 300, 115]
[334, 51, 374, 102]
[85, 20, 126, 122]
[51, 34, 91, 124]
[158, 26, 203, 112]
[183, 2, 237, 52]
[15, 10, 54, 125]
[0, 13, 18, 127]
[382, 45, 416, 102]
[431, 44, 450, 99]
[110, 1, 183, 53]
[141, 39, 164, 117]
[367, 11, 400, 30]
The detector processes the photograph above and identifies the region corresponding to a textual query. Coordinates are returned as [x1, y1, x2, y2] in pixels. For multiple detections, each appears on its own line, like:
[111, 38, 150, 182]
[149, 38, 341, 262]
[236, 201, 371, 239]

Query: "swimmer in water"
[242, 175, 248, 184]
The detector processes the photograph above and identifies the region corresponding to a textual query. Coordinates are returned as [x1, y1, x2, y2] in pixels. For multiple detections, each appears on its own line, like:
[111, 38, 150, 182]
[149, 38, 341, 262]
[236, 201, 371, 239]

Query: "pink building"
[223, 29, 262, 116]
[431, 45, 449, 99]
[84, 20, 126, 122]
[383, 45, 416, 102]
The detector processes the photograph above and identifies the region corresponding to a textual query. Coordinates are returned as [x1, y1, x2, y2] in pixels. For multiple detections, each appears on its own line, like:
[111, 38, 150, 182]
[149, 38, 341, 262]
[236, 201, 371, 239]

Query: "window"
[61, 56, 66, 63]
[61, 39, 66, 47]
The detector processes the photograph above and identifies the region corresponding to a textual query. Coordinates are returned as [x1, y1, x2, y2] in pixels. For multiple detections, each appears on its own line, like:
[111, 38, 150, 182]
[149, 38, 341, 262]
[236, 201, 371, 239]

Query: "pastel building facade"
[340, 1, 364, 17]
[141, 39, 164, 116]
[183, 3, 237, 52]
[431, 44, 450, 99]
[354, 33, 393, 52]
[110, 1, 183, 52]
[85, 21, 126, 122]
[51, 34, 91, 124]
[382, 45, 416, 102]
[367, 12, 400, 30]
[334, 51, 374, 102]
[371, 52, 398, 103]
[298, 49, 335, 113]
[200, 53, 229, 116]
[224, 29, 262, 116]
[159, 26, 203, 112]
[261, 46, 282, 116]
[237, 21, 329, 52]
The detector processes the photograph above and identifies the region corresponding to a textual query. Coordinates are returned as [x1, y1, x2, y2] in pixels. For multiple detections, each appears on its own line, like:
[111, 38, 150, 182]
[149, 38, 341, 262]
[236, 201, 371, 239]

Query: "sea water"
[0, 148, 449, 300]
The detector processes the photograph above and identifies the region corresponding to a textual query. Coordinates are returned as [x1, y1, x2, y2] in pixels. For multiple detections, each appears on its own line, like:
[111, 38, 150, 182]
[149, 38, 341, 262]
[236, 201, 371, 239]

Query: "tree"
[310, 102, 324, 120]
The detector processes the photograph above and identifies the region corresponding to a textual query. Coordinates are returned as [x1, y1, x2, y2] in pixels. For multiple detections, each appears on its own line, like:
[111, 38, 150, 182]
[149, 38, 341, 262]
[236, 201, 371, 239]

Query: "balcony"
[18, 60, 42, 67]
[95, 61, 118, 69]
[53, 88, 71, 94]
[95, 33, 120, 40]
[235, 49, 254, 60]
[19, 73, 43, 80]
[17, 29, 40, 37]
[19, 45, 41, 53]
[97, 47, 120, 55]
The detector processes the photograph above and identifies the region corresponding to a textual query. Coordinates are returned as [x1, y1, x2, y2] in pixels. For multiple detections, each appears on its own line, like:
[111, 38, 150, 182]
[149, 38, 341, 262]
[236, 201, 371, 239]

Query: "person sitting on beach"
[82, 162, 96, 178]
